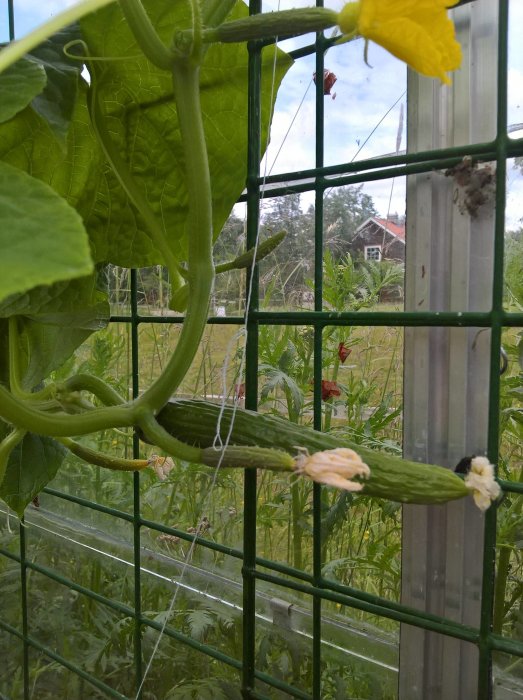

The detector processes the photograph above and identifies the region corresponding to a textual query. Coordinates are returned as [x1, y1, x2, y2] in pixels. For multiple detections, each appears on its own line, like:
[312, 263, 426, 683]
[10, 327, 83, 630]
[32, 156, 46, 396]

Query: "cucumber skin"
[155, 400, 469, 505]
[207, 8, 339, 43]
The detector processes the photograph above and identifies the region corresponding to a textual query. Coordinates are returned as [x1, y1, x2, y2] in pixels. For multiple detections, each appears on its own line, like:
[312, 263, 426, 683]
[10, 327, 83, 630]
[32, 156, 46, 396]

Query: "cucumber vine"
[0, 0, 492, 516]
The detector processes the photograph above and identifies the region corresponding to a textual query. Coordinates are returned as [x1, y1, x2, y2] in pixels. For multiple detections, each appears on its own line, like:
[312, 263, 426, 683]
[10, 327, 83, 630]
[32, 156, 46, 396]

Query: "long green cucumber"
[202, 8, 339, 44]
[153, 400, 470, 505]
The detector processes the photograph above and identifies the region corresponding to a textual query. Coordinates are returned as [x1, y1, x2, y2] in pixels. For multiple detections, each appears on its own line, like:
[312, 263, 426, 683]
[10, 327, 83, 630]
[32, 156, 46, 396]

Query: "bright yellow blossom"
[338, 0, 462, 84]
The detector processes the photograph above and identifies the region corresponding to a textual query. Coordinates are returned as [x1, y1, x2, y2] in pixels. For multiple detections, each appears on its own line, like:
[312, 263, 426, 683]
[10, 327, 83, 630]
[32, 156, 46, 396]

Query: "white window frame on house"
[364, 244, 382, 261]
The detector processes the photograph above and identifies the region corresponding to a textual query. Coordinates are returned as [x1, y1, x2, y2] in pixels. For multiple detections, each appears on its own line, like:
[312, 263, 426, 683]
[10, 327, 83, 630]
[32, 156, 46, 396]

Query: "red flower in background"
[313, 69, 337, 98]
[321, 380, 341, 402]
[338, 342, 352, 364]
[235, 383, 245, 400]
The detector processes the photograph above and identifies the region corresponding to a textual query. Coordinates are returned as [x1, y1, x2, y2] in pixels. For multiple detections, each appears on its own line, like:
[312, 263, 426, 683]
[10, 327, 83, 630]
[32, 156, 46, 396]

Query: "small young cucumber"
[155, 400, 470, 505]
[203, 8, 339, 44]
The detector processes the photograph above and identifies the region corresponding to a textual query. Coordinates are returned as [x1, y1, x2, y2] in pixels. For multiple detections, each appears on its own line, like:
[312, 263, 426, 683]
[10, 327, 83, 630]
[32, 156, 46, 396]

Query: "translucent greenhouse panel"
[0, 509, 21, 630]
[256, 194, 316, 313]
[508, 0, 523, 140]
[322, 31, 407, 169]
[321, 180, 406, 315]
[401, 1, 498, 698]
[253, 580, 315, 698]
[504, 159, 523, 312]
[22, 499, 136, 609]
[26, 573, 135, 697]
[139, 631, 242, 700]
[494, 650, 523, 699]
[0, 633, 24, 699]
[26, 648, 119, 700]
[260, 40, 317, 177]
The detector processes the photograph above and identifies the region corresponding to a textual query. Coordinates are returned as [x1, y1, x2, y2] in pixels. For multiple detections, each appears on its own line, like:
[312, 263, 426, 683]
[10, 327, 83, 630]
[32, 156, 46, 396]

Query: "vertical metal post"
[243, 1, 262, 696]
[130, 269, 143, 697]
[7, 0, 14, 40]
[312, 9, 325, 697]
[19, 521, 29, 700]
[401, 2, 498, 698]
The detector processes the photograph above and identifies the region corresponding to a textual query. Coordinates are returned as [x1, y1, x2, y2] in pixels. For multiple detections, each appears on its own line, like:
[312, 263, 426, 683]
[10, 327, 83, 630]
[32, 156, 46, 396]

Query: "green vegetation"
[0, 1, 520, 697]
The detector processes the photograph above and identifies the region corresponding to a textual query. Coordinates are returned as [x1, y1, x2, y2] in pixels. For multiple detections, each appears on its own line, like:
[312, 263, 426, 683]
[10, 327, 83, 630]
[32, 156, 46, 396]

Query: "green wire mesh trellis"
[1, 1, 523, 699]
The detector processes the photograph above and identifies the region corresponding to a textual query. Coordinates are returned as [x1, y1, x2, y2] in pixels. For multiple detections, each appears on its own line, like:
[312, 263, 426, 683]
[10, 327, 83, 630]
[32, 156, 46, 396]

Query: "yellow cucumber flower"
[338, 1, 462, 84]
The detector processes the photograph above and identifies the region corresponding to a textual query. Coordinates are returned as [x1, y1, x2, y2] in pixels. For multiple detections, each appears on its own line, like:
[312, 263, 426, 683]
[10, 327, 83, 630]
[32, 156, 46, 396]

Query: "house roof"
[356, 216, 406, 242]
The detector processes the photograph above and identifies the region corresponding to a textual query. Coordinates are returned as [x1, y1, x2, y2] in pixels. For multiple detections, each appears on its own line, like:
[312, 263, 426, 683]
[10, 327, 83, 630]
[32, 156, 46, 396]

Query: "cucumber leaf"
[0, 82, 163, 268]
[0, 272, 109, 389]
[28, 24, 83, 141]
[80, 0, 292, 263]
[0, 433, 67, 517]
[18, 291, 109, 390]
[0, 57, 47, 123]
[0, 161, 93, 304]
[0, 274, 106, 318]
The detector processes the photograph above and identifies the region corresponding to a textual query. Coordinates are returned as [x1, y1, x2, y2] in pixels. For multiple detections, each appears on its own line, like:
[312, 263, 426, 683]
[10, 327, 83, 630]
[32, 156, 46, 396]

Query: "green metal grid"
[1, 0, 523, 698]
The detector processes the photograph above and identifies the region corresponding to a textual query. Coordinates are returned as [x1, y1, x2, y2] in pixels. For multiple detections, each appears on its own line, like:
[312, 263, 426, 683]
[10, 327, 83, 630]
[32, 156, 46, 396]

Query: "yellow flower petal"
[338, 0, 462, 84]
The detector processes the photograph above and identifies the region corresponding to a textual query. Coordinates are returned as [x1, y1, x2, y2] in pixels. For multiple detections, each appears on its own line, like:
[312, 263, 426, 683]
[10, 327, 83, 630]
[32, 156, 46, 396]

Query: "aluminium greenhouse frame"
[1, 0, 523, 698]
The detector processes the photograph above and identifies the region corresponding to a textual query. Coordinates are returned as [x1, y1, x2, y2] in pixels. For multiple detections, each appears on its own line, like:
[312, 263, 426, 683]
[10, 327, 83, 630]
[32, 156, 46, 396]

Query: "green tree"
[322, 185, 378, 256]
[259, 193, 314, 304]
[212, 212, 246, 311]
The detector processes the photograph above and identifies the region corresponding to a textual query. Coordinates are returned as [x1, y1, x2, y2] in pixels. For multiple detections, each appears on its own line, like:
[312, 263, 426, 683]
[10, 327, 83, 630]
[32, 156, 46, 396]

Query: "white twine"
[135, 18, 282, 698]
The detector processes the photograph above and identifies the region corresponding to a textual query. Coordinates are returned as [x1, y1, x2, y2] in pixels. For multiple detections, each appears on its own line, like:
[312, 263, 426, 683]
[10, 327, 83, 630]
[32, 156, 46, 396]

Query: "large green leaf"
[0, 82, 162, 268]
[0, 272, 109, 388]
[18, 291, 109, 390]
[29, 24, 83, 141]
[0, 2, 291, 309]
[0, 161, 93, 304]
[0, 273, 106, 318]
[81, 0, 292, 263]
[0, 57, 47, 123]
[0, 433, 66, 517]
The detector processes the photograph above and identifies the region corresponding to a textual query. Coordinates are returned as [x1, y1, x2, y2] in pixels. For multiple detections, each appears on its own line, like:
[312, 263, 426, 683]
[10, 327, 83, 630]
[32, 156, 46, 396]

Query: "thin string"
[135, 21, 282, 698]
[381, 100, 405, 251]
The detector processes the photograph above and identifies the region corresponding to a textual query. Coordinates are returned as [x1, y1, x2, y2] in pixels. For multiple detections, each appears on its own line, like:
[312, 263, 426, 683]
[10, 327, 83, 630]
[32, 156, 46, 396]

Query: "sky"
[1, 0, 522, 228]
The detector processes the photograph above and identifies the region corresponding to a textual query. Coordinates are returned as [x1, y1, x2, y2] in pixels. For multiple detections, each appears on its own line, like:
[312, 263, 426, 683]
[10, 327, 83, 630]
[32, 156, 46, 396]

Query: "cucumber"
[204, 8, 339, 44]
[154, 400, 470, 505]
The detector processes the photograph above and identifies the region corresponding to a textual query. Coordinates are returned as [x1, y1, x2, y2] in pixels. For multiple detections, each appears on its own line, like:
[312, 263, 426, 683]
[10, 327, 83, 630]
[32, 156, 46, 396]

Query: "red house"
[351, 216, 406, 263]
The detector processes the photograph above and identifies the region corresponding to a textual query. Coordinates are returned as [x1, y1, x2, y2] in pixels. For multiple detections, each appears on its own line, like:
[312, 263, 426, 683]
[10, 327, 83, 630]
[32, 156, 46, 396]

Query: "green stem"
[0, 384, 134, 436]
[136, 60, 214, 413]
[58, 437, 149, 471]
[63, 374, 126, 406]
[118, 0, 173, 69]
[137, 411, 203, 462]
